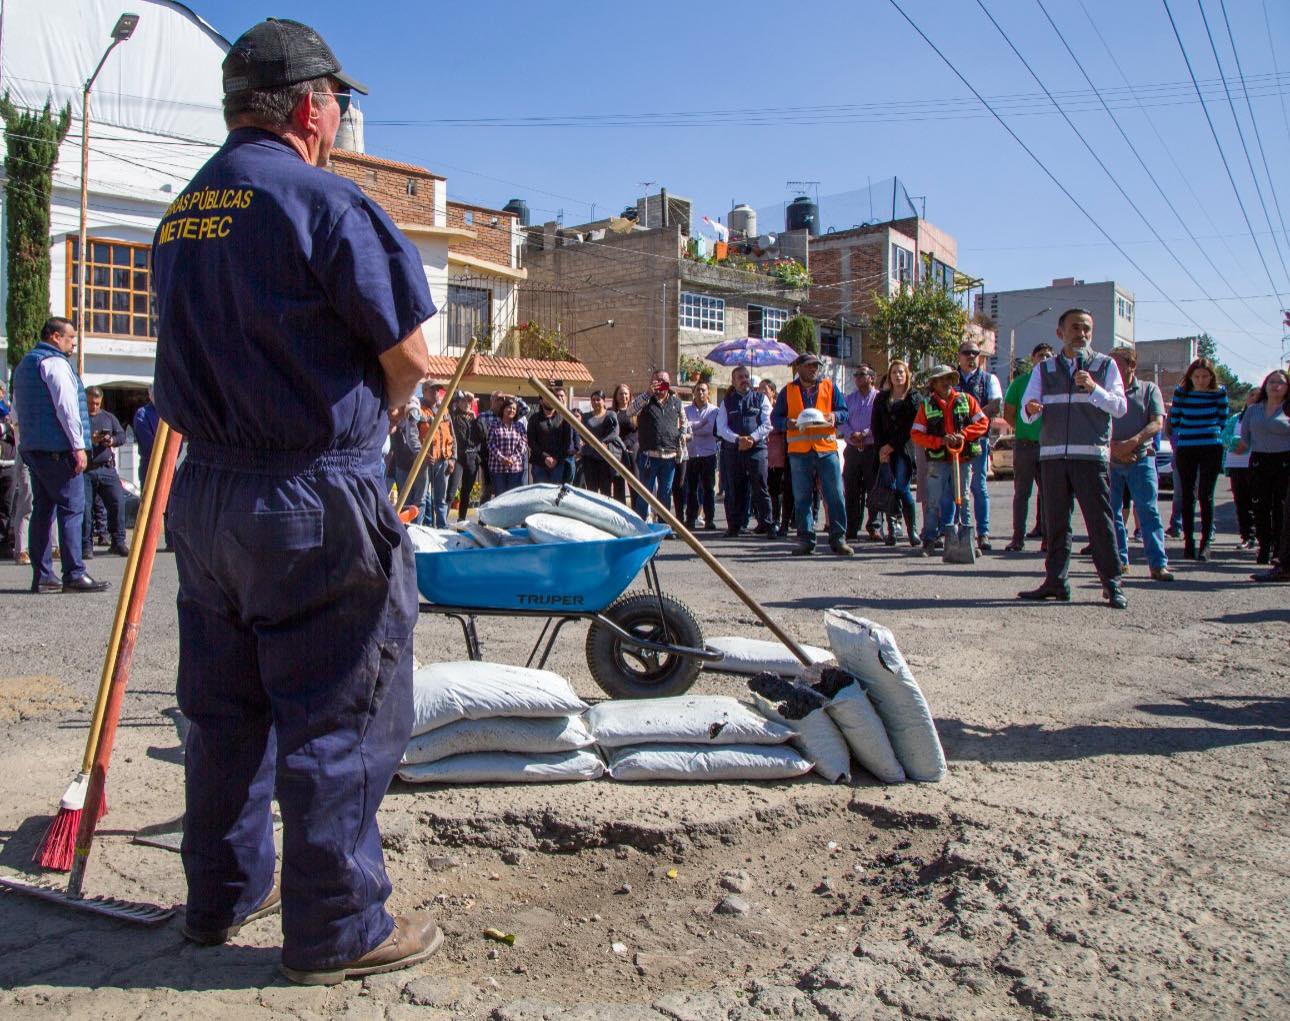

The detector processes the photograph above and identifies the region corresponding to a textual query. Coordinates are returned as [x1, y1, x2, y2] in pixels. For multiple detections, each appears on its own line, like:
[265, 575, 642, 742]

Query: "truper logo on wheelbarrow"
[519, 593, 585, 607]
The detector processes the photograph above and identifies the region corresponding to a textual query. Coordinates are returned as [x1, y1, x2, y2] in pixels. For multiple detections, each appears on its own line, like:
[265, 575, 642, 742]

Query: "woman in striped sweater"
[1167, 358, 1228, 561]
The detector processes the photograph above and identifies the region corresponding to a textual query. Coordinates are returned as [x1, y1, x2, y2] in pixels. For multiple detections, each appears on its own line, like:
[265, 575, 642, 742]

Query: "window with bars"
[446, 284, 492, 349]
[748, 304, 788, 340]
[820, 332, 853, 360]
[679, 291, 724, 332]
[66, 237, 157, 339]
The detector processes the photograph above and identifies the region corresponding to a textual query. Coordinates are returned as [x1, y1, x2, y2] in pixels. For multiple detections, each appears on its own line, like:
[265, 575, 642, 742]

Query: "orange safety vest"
[786, 379, 838, 454]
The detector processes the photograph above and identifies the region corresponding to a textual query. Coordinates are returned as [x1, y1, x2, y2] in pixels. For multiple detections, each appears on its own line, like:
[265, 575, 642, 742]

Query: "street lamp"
[1007, 306, 1052, 382]
[76, 13, 140, 377]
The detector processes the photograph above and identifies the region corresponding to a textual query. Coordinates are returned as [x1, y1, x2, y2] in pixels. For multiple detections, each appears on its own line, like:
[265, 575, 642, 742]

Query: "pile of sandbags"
[703, 635, 834, 678]
[410, 484, 652, 553]
[397, 661, 603, 784]
[588, 696, 813, 782]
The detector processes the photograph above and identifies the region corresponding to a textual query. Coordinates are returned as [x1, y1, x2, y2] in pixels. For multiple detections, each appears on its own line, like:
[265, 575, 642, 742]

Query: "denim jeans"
[418, 460, 451, 527]
[788, 450, 846, 546]
[968, 442, 990, 538]
[935, 455, 976, 536]
[1109, 457, 1169, 569]
[921, 458, 969, 542]
[634, 453, 677, 520]
[491, 470, 524, 496]
[531, 461, 563, 484]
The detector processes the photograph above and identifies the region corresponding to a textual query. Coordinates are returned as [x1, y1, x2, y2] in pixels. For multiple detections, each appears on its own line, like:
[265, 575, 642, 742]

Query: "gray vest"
[1037, 353, 1113, 462]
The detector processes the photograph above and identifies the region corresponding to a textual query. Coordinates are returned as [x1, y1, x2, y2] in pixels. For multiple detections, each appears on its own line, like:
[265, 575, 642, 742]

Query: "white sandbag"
[587, 696, 793, 749]
[824, 610, 945, 782]
[524, 513, 617, 544]
[606, 743, 813, 782]
[549, 485, 650, 537]
[406, 524, 479, 553]
[398, 749, 605, 784]
[751, 694, 851, 784]
[820, 681, 906, 784]
[704, 636, 834, 677]
[477, 483, 563, 529]
[402, 714, 595, 766]
[463, 521, 529, 548]
[410, 662, 589, 737]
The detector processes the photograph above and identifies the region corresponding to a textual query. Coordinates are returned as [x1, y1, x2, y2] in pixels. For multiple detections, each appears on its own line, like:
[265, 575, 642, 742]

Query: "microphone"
[1074, 349, 1088, 372]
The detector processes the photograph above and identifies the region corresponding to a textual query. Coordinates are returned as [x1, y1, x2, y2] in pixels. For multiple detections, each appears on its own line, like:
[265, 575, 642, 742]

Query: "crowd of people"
[370, 308, 1290, 595]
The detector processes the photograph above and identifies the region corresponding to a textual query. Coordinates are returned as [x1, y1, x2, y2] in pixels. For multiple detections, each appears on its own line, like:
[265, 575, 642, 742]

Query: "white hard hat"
[796, 407, 827, 427]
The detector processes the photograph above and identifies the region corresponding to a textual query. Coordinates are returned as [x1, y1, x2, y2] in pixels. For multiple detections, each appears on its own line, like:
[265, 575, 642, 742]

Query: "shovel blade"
[942, 525, 977, 564]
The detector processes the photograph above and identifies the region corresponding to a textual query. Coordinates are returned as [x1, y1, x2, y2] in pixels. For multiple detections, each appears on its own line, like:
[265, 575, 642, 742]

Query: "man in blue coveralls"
[150, 19, 439, 985]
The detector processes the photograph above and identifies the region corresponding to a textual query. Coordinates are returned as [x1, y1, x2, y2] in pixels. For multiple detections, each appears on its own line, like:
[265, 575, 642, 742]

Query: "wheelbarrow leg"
[644, 559, 674, 645]
[446, 613, 483, 660]
[526, 618, 555, 669]
[532, 616, 575, 670]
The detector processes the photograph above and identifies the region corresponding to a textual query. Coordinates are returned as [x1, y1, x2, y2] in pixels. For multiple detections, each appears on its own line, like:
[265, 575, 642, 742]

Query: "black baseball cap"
[223, 18, 369, 96]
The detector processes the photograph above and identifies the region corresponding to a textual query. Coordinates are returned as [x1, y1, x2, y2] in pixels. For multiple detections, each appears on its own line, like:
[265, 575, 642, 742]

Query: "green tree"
[778, 314, 817, 354]
[1, 94, 71, 370]
[866, 277, 967, 370]
[1195, 333, 1253, 411]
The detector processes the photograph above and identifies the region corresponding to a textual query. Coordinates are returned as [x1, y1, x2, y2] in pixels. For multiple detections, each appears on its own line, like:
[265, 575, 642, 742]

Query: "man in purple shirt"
[841, 364, 880, 541]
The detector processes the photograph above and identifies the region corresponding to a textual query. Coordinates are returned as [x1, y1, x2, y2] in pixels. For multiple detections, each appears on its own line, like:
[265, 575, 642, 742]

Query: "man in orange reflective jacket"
[911, 364, 989, 556]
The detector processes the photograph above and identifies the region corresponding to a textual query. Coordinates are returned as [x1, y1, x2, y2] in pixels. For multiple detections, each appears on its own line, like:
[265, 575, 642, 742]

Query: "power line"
[1029, 0, 1267, 345]
[1162, 0, 1289, 313]
[886, 0, 1267, 371]
[1263, 0, 1290, 154]
[1216, 0, 1290, 281]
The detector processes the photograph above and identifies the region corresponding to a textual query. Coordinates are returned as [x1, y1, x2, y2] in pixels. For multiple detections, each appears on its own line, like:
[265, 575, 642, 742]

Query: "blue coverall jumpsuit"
[151, 128, 436, 971]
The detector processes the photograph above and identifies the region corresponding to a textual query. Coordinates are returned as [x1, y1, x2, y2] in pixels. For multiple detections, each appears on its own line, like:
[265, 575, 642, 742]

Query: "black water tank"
[503, 198, 530, 226]
[786, 195, 819, 236]
[621, 205, 639, 220]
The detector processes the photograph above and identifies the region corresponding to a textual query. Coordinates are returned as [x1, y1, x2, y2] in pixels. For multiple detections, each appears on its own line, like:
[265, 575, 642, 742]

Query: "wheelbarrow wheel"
[585, 590, 704, 699]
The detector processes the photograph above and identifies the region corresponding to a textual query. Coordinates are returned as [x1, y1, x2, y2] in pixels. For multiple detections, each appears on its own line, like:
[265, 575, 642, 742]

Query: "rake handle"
[526, 375, 815, 667]
[395, 336, 479, 513]
[68, 424, 182, 897]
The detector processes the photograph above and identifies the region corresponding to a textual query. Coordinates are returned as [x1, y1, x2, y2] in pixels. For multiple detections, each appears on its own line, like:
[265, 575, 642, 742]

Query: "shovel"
[942, 447, 976, 565]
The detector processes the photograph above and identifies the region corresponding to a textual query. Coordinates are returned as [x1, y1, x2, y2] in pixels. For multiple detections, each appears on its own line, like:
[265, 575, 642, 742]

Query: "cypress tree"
[1, 94, 72, 370]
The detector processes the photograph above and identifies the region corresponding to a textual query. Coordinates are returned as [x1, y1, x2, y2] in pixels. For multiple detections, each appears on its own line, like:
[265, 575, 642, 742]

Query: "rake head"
[0, 873, 175, 926]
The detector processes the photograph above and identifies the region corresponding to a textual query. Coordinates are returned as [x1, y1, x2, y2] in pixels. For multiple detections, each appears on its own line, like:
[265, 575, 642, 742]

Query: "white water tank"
[335, 105, 366, 153]
[729, 203, 756, 238]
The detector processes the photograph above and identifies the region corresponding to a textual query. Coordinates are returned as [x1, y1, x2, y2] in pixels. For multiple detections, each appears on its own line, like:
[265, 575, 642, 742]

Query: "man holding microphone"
[1017, 309, 1128, 608]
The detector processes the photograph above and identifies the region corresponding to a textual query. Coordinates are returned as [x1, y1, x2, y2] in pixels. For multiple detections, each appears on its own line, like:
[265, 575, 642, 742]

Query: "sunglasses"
[315, 89, 352, 116]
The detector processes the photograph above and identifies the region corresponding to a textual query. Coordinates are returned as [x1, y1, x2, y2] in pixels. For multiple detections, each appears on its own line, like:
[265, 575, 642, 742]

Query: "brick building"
[521, 222, 808, 394]
[805, 215, 980, 383]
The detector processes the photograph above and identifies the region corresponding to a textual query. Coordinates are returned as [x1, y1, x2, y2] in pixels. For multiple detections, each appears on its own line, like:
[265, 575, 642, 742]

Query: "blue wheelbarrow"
[416, 524, 720, 698]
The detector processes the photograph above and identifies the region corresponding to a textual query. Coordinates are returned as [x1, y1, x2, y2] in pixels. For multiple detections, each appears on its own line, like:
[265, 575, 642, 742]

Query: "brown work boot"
[281, 911, 443, 986]
[183, 881, 281, 945]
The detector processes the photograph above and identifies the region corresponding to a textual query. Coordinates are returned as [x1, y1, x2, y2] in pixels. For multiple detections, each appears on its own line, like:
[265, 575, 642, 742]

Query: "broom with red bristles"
[33, 421, 178, 870]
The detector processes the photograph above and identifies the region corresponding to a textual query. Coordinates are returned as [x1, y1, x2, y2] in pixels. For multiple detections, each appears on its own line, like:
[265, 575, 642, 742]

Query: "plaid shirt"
[487, 420, 528, 473]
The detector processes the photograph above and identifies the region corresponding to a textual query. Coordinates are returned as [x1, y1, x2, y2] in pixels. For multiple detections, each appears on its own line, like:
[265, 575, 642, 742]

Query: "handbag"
[868, 462, 899, 515]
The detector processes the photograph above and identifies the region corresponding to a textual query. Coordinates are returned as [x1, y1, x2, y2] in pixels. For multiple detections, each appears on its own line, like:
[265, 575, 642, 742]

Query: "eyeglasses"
[314, 89, 351, 116]
[959, 350, 980, 357]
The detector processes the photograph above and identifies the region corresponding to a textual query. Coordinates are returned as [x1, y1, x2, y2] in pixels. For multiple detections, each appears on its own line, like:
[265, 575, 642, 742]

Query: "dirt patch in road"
[0, 675, 83, 724]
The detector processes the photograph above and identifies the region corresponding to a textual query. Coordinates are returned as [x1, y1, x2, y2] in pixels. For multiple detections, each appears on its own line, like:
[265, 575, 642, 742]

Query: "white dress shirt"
[38, 354, 86, 449]
[716, 391, 773, 444]
[1020, 352, 1126, 424]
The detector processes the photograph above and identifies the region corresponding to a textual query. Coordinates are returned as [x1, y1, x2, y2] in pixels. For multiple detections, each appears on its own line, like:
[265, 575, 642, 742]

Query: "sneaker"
[281, 911, 443, 986]
[15, 552, 30, 566]
[1150, 566, 1175, 582]
[830, 541, 855, 556]
[184, 883, 281, 945]
[977, 538, 992, 553]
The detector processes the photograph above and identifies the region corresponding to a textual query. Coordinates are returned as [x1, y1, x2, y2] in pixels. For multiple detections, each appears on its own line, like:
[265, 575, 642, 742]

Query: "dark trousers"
[1011, 439, 1043, 544]
[1174, 444, 1223, 549]
[581, 456, 616, 497]
[0, 465, 13, 552]
[1040, 458, 1120, 589]
[447, 461, 479, 521]
[684, 453, 716, 526]
[1228, 467, 1255, 542]
[721, 443, 771, 531]
[611, 451, 636, 505]
[82, 465, 126, 549]
[672, 459, 688, 520]
[169, 451, 416, 971]
[22, 450, 88, 587]
[1251, 451, 1290, 560]
[842, 444, 878, 537]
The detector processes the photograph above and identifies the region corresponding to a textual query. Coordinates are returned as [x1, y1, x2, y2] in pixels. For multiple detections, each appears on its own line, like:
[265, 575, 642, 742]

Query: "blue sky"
[205, 0, 1290, 379]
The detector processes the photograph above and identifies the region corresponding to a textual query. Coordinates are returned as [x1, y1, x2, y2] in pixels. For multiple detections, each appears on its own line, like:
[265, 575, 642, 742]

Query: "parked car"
[1156, 437, 1173, 491]
[990, 433, 1015, 478]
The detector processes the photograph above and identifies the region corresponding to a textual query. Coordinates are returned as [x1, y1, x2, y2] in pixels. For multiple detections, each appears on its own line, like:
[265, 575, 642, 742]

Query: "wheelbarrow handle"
[525, 375, 816, 667]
